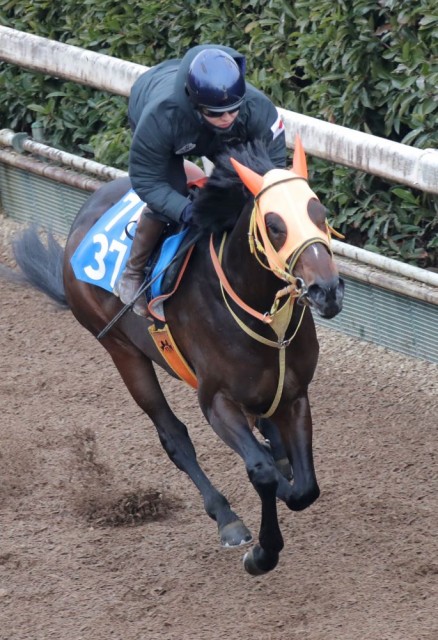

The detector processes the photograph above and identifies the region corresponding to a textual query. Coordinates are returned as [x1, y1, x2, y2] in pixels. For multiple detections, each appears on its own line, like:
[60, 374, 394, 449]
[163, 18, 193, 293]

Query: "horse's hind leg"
[104, 339, 252, 548]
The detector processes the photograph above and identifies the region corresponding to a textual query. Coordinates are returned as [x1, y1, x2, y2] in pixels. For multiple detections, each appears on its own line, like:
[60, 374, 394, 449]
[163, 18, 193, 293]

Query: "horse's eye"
[307, 198, 328, 230]
[265, 213, 286, 235]
[265, 213, 287, 250]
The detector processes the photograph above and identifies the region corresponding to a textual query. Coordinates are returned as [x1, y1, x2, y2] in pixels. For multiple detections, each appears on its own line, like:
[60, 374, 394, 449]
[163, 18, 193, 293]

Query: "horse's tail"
[7, 225, 69, 309]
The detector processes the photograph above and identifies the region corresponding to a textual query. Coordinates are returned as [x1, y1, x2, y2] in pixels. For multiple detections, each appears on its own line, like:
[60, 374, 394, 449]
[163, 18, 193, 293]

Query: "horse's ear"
[230, 157, 264, 196]
[291, 135, 308, 179]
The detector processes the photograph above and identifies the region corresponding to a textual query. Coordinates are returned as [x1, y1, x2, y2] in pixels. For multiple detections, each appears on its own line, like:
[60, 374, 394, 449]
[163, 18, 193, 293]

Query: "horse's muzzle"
[303, 277, 345, 319]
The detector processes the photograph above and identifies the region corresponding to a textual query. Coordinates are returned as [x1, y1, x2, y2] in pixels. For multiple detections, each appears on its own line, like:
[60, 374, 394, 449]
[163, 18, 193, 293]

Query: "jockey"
[114, 44, 287, 316]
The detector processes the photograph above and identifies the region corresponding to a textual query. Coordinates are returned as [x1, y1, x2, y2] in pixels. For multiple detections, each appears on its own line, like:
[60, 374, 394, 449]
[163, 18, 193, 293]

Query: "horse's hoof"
[220, 520, 253, 548]
[243, 548, 269, 576]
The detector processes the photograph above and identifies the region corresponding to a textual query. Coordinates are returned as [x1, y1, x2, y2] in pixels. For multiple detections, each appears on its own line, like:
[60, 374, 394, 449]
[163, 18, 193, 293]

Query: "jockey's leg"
[114, 208, 166, 316]
[115, 154, 194, 317]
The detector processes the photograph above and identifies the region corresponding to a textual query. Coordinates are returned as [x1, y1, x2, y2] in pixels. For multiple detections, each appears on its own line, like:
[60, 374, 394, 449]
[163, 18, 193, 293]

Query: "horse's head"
[230, 137, 344, 319]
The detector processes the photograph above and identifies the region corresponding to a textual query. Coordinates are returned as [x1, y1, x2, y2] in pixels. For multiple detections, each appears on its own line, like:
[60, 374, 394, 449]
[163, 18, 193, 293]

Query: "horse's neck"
[221, 203, 278, 310]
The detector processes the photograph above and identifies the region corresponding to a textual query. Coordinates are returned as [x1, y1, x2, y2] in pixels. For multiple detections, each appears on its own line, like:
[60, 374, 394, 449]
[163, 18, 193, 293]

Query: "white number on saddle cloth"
[70, 189, 144, 292]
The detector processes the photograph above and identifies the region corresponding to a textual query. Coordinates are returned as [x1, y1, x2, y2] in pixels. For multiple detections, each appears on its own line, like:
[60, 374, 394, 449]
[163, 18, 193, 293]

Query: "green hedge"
[0, 0, 437, 266]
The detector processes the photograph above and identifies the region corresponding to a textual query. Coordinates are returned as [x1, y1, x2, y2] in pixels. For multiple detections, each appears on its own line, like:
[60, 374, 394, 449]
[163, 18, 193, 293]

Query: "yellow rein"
[209, 199, 341, 418]
[210, 222, 308, 419]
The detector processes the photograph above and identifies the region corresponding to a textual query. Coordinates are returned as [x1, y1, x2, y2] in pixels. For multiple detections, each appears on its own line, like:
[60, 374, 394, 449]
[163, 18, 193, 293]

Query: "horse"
[9, 138, 344, 575]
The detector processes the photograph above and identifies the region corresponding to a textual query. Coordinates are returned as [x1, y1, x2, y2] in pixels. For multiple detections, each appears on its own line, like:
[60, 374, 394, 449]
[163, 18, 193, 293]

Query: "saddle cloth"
[70, 188, 194, 316]
[70, 188, 199, 388]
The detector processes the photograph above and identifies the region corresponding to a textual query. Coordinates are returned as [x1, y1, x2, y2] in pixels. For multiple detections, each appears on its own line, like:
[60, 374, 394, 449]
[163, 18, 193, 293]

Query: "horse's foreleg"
[105, 341, 252, 547]
[205, 394, 284, 575]
[274, 393, 320, 511]
[257, 417, 293, 481]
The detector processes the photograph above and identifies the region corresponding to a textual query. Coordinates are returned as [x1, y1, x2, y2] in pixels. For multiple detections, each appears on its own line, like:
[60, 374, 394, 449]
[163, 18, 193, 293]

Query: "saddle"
[145, 223, 200, 389]
[145, 223, 199, 322]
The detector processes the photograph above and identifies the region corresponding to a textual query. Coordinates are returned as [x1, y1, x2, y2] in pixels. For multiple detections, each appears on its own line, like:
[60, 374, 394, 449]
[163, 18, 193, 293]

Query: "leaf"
[26, 103, 49, 114]
[391, 188, 419, 205]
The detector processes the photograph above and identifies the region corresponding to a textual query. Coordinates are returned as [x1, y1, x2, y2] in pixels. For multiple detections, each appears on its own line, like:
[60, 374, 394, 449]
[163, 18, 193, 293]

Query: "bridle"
[209, 174, 335, 418]
[251, 174, 333, 273]
[210, 175, 334, 334]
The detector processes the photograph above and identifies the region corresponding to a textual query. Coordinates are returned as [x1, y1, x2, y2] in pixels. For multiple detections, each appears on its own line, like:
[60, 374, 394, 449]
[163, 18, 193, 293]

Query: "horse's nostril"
[306, 279, 344, 318]
[307, 283, 325, 299]
[309, 278, 343, 297]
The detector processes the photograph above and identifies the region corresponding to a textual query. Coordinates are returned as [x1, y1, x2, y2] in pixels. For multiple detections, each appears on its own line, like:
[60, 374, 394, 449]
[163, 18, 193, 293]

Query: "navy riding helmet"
[186, 49, 246, 113]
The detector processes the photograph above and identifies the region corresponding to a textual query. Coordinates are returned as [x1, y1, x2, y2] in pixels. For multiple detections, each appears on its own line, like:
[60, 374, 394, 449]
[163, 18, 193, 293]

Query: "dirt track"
[0, 217, 437, 640]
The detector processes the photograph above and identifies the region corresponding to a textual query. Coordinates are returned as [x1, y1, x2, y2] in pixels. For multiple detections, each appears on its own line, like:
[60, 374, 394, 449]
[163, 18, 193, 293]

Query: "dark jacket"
[128, 44, 287, 223]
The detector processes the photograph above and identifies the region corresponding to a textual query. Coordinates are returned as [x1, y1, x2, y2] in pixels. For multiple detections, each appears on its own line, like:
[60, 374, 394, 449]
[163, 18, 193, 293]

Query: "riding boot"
[114, 210, 166, 316]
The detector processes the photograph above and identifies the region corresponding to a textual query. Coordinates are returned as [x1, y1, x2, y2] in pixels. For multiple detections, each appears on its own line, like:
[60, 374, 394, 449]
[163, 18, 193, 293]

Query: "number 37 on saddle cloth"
[70, 188, 198, 389]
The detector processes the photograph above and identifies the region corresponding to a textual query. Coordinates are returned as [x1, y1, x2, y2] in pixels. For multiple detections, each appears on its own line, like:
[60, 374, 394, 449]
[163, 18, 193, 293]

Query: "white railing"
[1, 26, 438, 194]
[0, 26, 437, 302]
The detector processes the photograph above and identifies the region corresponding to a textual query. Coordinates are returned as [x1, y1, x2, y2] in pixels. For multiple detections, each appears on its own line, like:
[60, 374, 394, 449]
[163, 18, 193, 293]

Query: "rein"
[209, 179, 334, 418]
[209, 223, 308, 419]
[210, 227, 310, 347]
[97, 229, 203, 340]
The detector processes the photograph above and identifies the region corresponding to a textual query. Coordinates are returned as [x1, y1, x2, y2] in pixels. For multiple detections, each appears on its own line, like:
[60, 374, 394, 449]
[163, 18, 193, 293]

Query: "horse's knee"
[247, 458, 278, 495]
[287, 482, 320, 511]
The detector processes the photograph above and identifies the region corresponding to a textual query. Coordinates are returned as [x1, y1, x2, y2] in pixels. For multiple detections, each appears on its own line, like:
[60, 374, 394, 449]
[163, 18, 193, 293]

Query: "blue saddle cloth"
[70, 188, 189, 299]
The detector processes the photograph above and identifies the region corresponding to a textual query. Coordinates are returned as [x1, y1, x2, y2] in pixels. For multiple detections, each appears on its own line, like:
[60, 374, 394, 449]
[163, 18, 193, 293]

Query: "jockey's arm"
[129, 112, 188, 224]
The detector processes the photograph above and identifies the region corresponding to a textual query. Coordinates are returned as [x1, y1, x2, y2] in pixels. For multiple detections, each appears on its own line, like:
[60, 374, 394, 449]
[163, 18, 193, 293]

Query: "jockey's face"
[201, 110, 239, 129]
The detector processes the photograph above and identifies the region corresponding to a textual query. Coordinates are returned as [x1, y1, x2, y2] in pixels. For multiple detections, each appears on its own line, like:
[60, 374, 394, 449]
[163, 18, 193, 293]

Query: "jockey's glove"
[180, 201, 193, 224]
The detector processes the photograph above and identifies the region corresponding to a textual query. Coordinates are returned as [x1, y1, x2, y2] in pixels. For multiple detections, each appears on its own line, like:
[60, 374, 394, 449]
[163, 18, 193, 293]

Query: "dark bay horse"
[10, 138, 344, 575]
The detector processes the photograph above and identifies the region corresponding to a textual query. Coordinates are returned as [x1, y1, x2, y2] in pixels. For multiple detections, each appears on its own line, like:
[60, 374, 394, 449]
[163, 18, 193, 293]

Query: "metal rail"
[1, 128, 437, 293]
[1, 26, 438, 194]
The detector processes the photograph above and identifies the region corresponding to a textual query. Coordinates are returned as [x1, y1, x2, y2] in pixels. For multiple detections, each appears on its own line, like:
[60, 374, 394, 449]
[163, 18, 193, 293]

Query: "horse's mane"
[192, 140, 276, 233]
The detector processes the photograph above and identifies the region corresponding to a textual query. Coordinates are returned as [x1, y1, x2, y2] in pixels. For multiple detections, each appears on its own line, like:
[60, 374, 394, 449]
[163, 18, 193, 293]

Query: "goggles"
[200, 106, 240, 118]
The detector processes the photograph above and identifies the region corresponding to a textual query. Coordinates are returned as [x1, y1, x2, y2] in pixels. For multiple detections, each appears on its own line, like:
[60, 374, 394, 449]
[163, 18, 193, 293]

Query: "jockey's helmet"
[186, 49, 246, 113]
